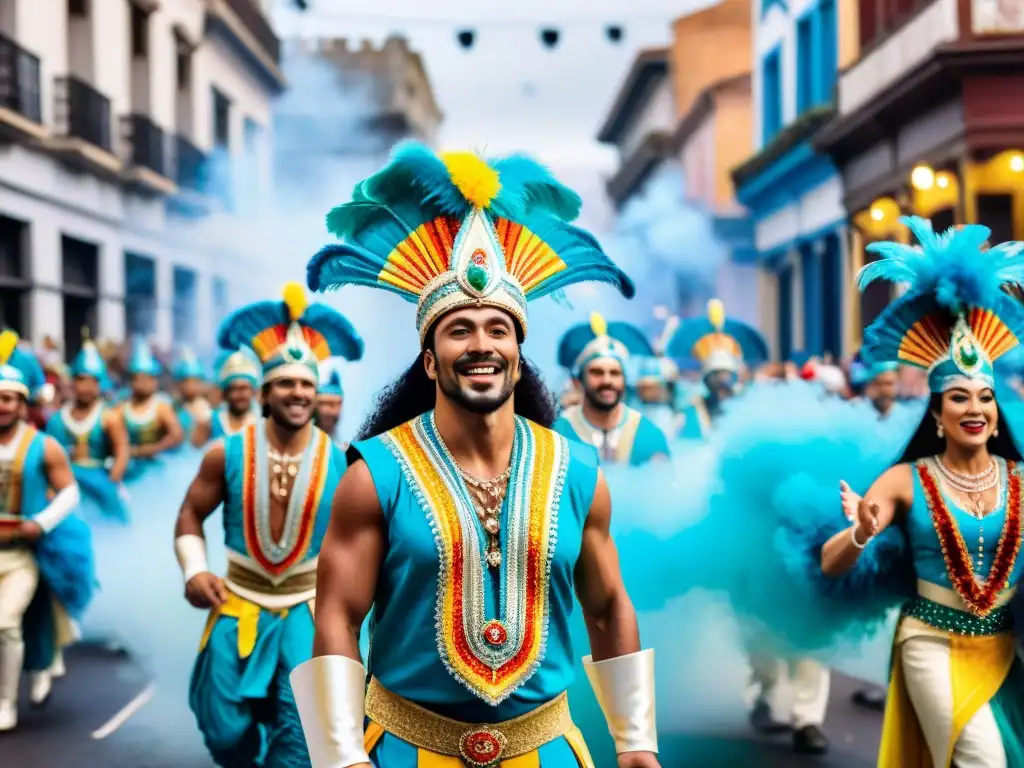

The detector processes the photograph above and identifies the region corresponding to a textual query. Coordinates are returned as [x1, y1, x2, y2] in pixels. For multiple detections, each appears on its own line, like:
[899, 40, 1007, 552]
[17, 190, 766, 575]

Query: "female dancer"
[822, 217, 1024, 767]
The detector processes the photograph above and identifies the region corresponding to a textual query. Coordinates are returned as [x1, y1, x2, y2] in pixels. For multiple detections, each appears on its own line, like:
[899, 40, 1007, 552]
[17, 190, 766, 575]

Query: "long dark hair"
[896, 392, 1023, 464]
[355, 350, 557, 441]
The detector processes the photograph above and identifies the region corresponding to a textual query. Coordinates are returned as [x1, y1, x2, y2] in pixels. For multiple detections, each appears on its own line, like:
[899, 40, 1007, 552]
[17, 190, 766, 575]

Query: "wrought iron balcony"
[0, 33, 41, 124]
[174, 134, 207, 192]
[54, 76, 112, 152]
[123, 114, 169, 177]
[223, 0, 280, 63]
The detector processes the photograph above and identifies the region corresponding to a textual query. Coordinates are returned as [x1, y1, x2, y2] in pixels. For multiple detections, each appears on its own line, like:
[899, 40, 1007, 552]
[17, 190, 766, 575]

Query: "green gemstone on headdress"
[951, 319, 982, 374]
[466, 265, 489, 291]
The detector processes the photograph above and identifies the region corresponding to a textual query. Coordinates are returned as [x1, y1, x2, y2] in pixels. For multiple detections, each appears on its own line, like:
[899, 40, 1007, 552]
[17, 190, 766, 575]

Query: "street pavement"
[3, 644, 882, 768]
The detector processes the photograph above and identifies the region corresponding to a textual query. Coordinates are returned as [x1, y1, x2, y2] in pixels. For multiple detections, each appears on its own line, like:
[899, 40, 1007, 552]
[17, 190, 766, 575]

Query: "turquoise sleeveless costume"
[552, 405, 669, 466]
[121, 393, 172, 483]
[0, 427, 95, 672]
[209, 403, 261, 442]
[45, 405, 129, 524]
[188, 421, 344, 768]
[676, 398, 712, 441]
[354, 412, 599, 766]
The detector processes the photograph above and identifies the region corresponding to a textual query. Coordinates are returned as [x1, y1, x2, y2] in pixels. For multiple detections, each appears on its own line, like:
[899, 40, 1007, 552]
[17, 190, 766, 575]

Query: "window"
[130, 2, 148, 58]
[173, 266, 197, 344]
[817, 0, 838, 103]
[175, 33, 192, 90]
[761, 49, 782, 145]
[777, 263, 793, 361]
[0, 216, 26, 281]
[796, 15, 814, 114]
[977, 194, 1014, 244]
[124, 252, 156, 337]
[821, 235, 843, 358]
[212, 88, 231, 148]
[68, 0, 87, 17]
[800, 244, 822, 355]
[61, 235, 98, 292]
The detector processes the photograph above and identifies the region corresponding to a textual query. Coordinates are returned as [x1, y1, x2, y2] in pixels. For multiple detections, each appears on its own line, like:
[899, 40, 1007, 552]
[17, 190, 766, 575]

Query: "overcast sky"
[272, 0, 708, 174]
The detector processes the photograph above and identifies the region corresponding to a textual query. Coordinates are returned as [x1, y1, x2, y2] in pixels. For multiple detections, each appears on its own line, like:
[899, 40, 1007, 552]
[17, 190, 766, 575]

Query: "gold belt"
[365, 677, 572, 767]
[225, 561, 317, 595]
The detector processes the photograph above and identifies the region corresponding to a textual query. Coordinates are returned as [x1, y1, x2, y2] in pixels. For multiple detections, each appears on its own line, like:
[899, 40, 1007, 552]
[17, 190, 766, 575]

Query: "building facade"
[0, 0, 283, 359]
[814, 0, 1024, 344]
[731, 0, 859, 361]
[596, 0, 761, 326]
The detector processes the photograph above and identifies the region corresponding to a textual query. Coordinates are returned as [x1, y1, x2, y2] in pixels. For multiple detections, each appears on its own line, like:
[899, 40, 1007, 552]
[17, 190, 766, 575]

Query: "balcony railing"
[174, 134, 207, 192]
[0, 33, 41, 124]
[123, 114, 169, 177]
[54, 76, 112, 152]
[224, 0, 281, 63]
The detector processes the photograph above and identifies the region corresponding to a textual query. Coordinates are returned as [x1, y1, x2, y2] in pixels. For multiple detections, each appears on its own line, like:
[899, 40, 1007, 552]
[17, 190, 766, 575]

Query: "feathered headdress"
[859, 216, 1024, 393]
[556, 312, 654, 377]
[127, 336, 162, 377]
[217, 283, 364, 386]
[70, 327, 109, 382]
[214, 345, 261, 389]
[317, 365, 344, 399]
[666, 299, 768, 375]
[307, 142, 635, 345]
[172, 346, 207, 381]
[0, 330, 45, 399]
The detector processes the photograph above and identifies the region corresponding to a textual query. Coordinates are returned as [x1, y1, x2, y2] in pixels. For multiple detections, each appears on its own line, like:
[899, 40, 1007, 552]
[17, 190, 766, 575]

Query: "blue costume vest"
[209, 404, 260, 442]
[355, 412, 599, 722]
[677, 398, 712, 441]
[905, 457, 1024, 590]
[552, 404, 669, 466]
[122, 395, 167, 446]
[46, 404, 110, 466]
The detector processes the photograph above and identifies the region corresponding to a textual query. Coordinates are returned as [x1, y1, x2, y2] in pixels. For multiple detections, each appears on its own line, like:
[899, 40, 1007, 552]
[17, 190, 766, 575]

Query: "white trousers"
[900, 635, 1007, 768]
[0, 548, 39, 703]
[750, 653, 831, 728]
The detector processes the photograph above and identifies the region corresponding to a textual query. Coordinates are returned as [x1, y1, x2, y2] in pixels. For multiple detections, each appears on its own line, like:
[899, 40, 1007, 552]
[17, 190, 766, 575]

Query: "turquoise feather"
[216, 300, 365, 362]
[556, 321, 654, 370]
[665, 317, 769, 364]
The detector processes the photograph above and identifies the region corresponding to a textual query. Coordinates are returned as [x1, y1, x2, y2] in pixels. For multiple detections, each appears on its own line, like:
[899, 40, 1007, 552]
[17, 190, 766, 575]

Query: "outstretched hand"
[839, 480, 861, 522]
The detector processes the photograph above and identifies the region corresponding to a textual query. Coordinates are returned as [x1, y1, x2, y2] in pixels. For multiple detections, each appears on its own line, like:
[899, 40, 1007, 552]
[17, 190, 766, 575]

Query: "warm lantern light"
[911, 165, 935, 191]
[870, 206, 885, 221]
[936, 172, 951, 189]
[1010, 154, 1024, 173]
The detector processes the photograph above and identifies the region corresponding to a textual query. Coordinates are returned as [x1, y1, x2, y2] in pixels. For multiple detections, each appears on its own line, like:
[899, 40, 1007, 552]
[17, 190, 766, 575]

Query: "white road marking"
[90, 682, 156, 740]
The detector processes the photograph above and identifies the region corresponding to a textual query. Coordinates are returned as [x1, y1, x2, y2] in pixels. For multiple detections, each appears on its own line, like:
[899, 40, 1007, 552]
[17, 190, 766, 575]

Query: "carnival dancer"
[821, 218, 1024, 767]
[293, 143, 659, 768]
[173, 346, 214, 448]
[553, 313, 670, 465]
[117, 336, 183, 479]
[314, 365, 345, 447]
[193, 345, 262, 445]
[0, 331, 94, 729]
[668, 298, 768, 440]
[173, 283, 363, 768]
[45, 336, 131, 524]
[631, 356, 680, 438]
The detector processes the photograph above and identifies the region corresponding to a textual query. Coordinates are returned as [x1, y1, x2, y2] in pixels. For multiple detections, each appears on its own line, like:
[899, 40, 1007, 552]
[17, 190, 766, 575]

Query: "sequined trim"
[241, 422, 329, 577]
[365, 676, 572, 760]
[122, 398, 161, 445]
[564, 405, 641, 464]
[903, 596, 1013, 636]
[381, 413, 567, 705]
[0, 425, 35, 524]
[59, 403, 104, 463]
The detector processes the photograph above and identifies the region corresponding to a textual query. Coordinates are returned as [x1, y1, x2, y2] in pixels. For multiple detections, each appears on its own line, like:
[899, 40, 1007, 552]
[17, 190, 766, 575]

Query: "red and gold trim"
[917, 460, 1022, 617]
[240, 424, 330, 576]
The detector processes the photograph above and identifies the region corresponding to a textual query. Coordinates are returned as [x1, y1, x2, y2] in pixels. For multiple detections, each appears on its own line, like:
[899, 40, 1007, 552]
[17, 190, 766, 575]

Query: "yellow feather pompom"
[282, 282, 307, 322]
[441, 151, 501, 209]
[707, 299, 726, 331]
[0, 329, 18, 366]
[589, 311, 607, 338]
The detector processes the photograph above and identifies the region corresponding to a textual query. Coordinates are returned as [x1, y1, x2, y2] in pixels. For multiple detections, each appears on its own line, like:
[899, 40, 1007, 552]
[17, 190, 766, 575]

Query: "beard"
[583, 385, 623, 412]
[438, 356, 516, 414]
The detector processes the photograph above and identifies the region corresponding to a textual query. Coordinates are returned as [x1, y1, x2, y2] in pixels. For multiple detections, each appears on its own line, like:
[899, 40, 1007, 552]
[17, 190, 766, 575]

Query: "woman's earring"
[994, 427, 1000, 437]
[937, 423, 944, 438]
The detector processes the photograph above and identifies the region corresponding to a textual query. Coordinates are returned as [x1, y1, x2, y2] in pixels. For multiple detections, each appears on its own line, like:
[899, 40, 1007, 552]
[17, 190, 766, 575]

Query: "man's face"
[0, 390, 22, 431]
[315, 394, 343, 434]
[866, 370, 898, 414]
[224, 381, 254, 416]
[179, 377, 203, 400]
[426, 307, 520, 415]
[131, 373, 158, 397]
[72, 374, 100, 405]
[636, 379, 666, 405]
[264, 377, 316, 430]
[580, 359, 625, 412]
[705, 369, 738, 401]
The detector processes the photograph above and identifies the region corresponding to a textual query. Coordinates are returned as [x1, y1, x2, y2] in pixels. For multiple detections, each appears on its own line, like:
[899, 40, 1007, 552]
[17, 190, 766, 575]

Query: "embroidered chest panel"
[239, 423, 331, 578]
[59, 404, 105, 462]
[916, 458, 1022, 617]
[565, 406, 640, 464]
[0, 427, 36, 522]
[382, 413, 569, 705]
[124, 400, 161, 444]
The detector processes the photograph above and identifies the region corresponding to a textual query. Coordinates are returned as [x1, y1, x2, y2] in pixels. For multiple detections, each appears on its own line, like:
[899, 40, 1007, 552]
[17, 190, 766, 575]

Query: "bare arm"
[43, 438, 75, 492]
[821, 463, 912, 577]
[103, 409, 130, 483]
[174, 443, 227, 538]
[575, 470, 641, 660]
[312, 459, 385, 663]
[191, 418, 212, 448]
[134, 401, 184, 458]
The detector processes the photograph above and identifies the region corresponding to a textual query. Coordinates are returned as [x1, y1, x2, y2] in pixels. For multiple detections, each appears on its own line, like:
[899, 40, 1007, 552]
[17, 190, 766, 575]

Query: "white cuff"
[174, 534, 210, 584]
[35, 483, 81, 533]
[583, 649, 658, 754]
[290, 655, 370, 768]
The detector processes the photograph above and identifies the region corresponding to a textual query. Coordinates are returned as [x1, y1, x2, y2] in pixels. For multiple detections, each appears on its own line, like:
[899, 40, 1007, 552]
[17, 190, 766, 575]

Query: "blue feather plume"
[10, 346, 45, 396]
[665, 317, 769, 364]
[556, 320, 654, 370]
[216, 300, 364, 362]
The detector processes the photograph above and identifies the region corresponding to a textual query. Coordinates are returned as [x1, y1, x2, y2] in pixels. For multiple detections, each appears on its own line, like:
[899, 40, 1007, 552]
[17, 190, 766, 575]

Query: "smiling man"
[293, 144, 661, 768]
[553, 313, 669, 466]
[172, 284, 363, 768]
